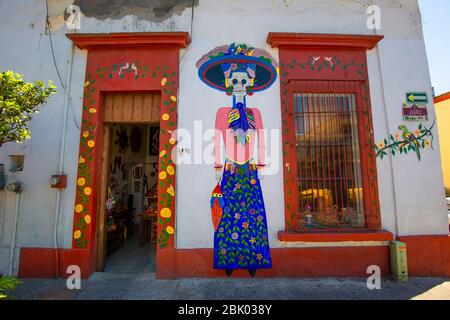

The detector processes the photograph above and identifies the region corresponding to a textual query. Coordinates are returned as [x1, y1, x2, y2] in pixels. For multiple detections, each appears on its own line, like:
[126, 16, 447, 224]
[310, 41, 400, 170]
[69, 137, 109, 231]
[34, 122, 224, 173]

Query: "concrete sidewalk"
[11, 273, 450, 300]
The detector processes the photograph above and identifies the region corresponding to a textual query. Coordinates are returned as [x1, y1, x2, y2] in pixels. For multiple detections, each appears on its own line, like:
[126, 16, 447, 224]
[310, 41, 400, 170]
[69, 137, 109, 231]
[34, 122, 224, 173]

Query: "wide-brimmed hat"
[196, 43, 278, 93]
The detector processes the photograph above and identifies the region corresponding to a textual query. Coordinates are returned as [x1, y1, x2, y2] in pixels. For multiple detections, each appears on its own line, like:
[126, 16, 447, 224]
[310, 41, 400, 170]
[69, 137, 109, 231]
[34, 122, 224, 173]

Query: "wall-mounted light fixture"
[8, 155, 24, 172]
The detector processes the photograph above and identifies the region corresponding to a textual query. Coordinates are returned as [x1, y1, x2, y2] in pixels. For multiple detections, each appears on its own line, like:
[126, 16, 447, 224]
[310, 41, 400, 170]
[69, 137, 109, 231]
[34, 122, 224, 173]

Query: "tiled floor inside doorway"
[104, 227, 156, 273]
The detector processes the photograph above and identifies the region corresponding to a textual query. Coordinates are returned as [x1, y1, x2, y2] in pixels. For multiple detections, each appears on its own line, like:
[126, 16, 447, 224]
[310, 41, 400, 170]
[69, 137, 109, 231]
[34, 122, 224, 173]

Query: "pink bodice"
[214, 107, 266, 166]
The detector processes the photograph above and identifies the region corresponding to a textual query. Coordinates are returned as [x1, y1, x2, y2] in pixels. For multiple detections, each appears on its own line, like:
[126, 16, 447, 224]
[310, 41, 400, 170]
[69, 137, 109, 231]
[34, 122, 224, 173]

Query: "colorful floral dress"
[214, 160, 271, 270]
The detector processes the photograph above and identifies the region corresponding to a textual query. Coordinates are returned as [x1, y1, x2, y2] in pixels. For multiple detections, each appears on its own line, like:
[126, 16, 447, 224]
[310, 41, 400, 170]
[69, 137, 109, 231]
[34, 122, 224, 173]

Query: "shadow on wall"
[73, 0, 199, 22]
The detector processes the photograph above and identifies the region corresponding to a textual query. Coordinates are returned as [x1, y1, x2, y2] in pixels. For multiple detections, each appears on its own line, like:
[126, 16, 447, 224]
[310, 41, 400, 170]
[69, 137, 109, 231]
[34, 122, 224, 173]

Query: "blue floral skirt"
[214, 160, 272, 270]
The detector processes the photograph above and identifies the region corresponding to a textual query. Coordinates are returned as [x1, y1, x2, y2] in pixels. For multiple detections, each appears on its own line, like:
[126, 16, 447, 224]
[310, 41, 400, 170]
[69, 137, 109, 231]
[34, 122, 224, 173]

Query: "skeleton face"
[229, 72, 251, 99]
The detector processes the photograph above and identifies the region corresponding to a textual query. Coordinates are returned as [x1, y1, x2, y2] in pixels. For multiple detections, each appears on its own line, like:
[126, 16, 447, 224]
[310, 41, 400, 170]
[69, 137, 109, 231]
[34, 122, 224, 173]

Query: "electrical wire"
[45, 0, 81, 130]
[190, 0, 195, 39]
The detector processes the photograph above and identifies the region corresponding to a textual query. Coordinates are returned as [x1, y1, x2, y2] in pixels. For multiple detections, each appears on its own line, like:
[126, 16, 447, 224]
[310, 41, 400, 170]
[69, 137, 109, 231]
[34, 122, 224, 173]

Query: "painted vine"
[375, 122, 435, 161]
[73, 61, 178, 249]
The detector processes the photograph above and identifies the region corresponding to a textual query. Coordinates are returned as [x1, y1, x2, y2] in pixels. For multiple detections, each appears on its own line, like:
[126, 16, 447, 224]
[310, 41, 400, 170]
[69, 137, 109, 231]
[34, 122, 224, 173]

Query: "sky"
[419, 0, 450, 96]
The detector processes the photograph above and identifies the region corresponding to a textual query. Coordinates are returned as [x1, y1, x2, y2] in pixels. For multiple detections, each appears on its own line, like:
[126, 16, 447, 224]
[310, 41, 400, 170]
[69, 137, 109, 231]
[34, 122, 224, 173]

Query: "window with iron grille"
[289, 80, 376, 230]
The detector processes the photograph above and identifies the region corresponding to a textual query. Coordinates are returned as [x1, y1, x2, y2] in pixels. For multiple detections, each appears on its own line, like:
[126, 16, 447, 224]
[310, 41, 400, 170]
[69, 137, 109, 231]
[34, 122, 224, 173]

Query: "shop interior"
[103, 123, 160, 273]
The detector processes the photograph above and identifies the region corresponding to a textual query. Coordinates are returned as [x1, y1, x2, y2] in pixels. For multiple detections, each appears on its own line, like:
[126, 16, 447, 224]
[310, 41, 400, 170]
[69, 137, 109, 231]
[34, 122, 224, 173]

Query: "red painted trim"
[20, 236, 450, 278]
[278, 230, 393, 242]
[64, 32, 186, 279]
[19, 246, 390, 279]
[19, 248, 93, 279]
[66, 32, 191, 50]
[398, 235, 450, 277]
[170, 247, 390, 278]
[267, 32, 384, 50]
[434, 92, 450, 104]
[270, 34, 382, 234]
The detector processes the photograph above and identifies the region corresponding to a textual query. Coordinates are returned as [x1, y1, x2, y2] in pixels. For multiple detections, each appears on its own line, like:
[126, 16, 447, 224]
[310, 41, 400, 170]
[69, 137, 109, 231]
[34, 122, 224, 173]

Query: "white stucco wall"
[0, 0, 447, 274]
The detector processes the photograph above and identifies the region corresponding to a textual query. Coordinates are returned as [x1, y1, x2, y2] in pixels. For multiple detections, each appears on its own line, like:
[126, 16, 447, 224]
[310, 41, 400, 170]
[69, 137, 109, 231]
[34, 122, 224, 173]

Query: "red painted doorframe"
[66, 32, 190, 279]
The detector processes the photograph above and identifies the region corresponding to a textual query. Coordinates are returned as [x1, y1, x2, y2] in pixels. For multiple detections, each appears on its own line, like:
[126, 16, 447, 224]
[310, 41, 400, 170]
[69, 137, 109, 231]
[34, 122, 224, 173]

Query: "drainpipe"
[8, 183, 23, 276]
[53, 41, 75, 278]
[370, 1, 400, 237]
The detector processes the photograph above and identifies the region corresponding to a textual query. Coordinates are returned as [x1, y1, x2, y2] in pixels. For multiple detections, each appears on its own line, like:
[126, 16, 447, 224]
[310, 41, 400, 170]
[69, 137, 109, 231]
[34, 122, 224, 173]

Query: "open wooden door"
[95, 124, 111, 271]
[95, 93, 161, 271]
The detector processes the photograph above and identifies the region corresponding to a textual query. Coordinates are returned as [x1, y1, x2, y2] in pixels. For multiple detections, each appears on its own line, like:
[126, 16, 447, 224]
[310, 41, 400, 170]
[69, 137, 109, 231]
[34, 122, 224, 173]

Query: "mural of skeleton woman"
[197, 43, 278, 277]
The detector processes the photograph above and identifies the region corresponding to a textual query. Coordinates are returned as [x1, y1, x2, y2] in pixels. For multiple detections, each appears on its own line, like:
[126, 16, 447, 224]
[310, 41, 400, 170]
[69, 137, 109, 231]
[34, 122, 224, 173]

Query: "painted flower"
[84, 187, 92, 196]
[224, 207, 230, 214]
[82, 131, 89, 138]
[159, 171, 167, 180]
[87, 140, 95, 148]
[230, 63, 238, 71]
[161, 78, 167, 86]
[75, 204, 83, 213]
[249, 209, 256, 215]
[378, 142, 385, 149]
[238, 255, 245, 262]
[166, 165, 175, 175]
[234, 183, 242, 190]
[250, 179, 257, 185]
[219, 227, 224, 233]
[231, 232, 239, 240]
[425, 140, 431, 147]
[167, 185, 175, 197]
[170, 96, 177, 102]
[160, 208, 172, 218]
[242, 221, 249, 229]
[257, 215, 264, 222]
[89, 108, 97, 114]
[220, 249, 227, 256]
[78, 157, 85, 164]
[84, 215, 91, 224]
[415, 129, 421, 136]
[249, 237, 256, 245]
[73, 230, 81, 240]
[262, 235, 268, 241]
[166, 226, 174, 235]
[84, 81, 90, 87]
[234, 213, 241, 220]
[77, 177, 86, 186]
[169, 138, 176, 145]
[162, 113, 170, 121]
[256, 253, 263, 261]
[160, 150, 166, 158]
[394, 133, 400, 140]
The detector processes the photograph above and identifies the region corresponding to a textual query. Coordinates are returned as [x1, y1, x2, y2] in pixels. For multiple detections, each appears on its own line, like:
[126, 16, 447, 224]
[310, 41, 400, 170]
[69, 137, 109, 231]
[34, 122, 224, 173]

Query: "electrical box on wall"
[8, 155, 24, 172]
[50, 175, 67, 189]
[390, 241, 408, 282]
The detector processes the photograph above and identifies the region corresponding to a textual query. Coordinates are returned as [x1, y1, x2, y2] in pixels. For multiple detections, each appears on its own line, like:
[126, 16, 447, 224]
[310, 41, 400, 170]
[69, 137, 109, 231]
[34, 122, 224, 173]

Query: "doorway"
[96, 93, 161, 273]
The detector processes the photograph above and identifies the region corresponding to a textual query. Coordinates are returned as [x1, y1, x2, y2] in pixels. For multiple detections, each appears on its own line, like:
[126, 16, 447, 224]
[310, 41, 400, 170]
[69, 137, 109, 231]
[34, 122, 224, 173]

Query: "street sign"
[406, 92, 429, 104]
[403, 92, 429, 121]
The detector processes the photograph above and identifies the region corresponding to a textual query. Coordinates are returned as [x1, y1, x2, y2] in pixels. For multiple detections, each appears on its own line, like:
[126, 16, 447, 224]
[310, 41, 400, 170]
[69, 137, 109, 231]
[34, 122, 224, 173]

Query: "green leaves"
[0, 276, 22, 300]
[0, 70, 57, 145]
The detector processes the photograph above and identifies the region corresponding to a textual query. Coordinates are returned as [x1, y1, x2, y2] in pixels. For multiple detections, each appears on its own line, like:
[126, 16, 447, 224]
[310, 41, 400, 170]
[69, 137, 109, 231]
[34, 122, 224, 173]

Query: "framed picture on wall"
[149, 126, 160, 156]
